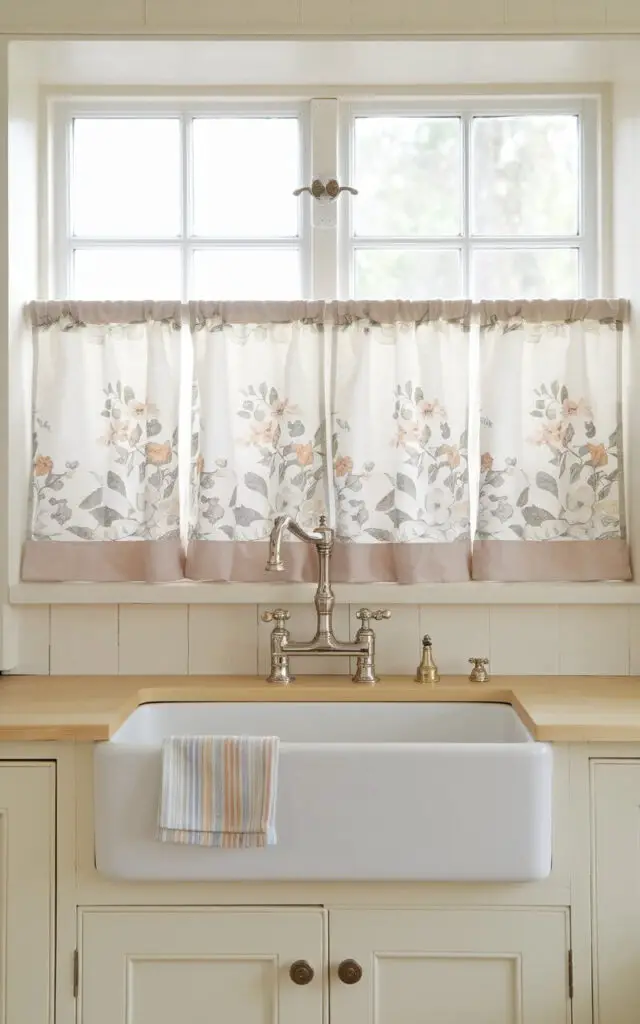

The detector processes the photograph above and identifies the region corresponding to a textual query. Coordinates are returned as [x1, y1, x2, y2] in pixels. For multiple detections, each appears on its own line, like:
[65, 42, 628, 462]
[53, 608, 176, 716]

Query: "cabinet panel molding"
[592, 759, 640, 1023]
[330, 907, 570, 1024]
[0, 764, 55, 1024]
[78, 907, 325, 1024]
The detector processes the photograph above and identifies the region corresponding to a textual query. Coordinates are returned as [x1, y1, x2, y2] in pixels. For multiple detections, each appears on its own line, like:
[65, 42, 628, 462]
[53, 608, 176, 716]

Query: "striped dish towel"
[157, 735, 280, 848]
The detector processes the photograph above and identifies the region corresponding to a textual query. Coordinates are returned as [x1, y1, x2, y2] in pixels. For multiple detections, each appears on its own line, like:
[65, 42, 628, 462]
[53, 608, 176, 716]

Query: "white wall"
[11, 602, 637, 676]
[3, 0, 640, 35]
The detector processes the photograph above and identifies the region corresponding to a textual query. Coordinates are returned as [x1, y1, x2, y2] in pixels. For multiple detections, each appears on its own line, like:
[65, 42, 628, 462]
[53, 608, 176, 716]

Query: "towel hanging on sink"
[157, 735, 280, 848]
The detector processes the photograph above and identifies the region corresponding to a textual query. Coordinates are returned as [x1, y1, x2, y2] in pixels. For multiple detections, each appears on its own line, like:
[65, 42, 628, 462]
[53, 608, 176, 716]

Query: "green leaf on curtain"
[90, 506, 124, 527]
[536, 472, 559, 498]
[389, 508, 412, 527]
[79, 488, 103, 510]
[288, 420, 305, 437]
[396, 473, 417, 499]
[233, 506, 264, 526]
[376, 490, 395, 513]
[107, 471, 127, 498]
[516, 487, 530, 507]
[522, 505, 555, 526]
[245, 472, 268, 498]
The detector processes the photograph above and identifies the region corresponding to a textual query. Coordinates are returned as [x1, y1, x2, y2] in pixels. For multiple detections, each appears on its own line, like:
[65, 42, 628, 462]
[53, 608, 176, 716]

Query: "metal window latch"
[293, 178, 358, 199]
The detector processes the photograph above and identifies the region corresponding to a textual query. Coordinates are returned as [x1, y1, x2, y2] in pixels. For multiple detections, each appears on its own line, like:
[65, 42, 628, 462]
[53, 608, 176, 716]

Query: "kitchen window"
[48, 93, 601, 302]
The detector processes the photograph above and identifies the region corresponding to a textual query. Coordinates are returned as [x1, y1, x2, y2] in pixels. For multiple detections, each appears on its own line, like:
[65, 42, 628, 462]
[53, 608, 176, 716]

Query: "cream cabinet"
[0, 763, 55, 1024]
[330, 908, 571, 1024]
[78, 907, 325, 1024]
[592, 759, 640, 1024]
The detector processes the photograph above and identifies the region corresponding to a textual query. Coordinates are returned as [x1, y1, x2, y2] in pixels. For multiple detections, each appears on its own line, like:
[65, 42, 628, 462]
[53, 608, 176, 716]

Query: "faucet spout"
[265, 514, 327, 572]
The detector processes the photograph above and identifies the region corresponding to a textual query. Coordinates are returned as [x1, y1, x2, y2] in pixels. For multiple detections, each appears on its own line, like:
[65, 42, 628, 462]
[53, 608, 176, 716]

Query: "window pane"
[72, 118, 181, 238]
[192, 249, 301, 299]
[471, 115, 579, 236]
[354, 248, 462, 299]
[353, 117, 462, 237]
[73, 248, 182, 298]
[192, 118, 300, 238]
[472, 248, 579, 299]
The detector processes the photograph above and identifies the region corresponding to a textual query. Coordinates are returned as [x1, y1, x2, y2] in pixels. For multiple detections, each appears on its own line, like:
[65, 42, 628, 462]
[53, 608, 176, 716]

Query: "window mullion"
[309, 98, 340, 300]
[181, 113, 191, 302]
[462, 112, 472, 299]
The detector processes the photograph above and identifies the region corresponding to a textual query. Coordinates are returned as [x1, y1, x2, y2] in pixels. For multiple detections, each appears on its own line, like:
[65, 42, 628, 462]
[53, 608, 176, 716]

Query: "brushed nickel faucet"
[262, 514, 390, 685]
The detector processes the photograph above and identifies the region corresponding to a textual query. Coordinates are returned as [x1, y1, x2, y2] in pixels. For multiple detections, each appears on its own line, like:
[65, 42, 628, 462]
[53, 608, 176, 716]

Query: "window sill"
[8, 580, 640, 605]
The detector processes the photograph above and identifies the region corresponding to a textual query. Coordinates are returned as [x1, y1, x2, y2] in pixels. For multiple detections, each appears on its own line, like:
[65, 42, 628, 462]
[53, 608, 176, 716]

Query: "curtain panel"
[22, 301, 184, 582]
[329, 302, 471, 582]
[473, 299, 630, 582]
[22, 297, 631, 585]
[186, 302, 328, 582]
[186, 301, 472, 583]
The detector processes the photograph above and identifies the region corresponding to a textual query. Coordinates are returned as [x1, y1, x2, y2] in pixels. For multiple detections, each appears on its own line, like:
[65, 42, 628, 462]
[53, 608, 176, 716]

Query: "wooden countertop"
[1, 673, 640, 742]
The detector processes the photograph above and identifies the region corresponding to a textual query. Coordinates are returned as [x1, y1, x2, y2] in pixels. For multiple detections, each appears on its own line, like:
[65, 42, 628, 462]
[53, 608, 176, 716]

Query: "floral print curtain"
[22, 302, 184, 582]
[186, 301, 472, 583]
[473, 300, 630, 582]
[22, 298, 631, 584]
[330, 302, 471, 582]
[186, 303, 327, 581]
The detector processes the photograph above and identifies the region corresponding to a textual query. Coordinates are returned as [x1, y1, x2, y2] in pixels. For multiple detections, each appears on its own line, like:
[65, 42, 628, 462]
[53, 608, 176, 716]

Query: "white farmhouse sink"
[94, 701, 552, 882]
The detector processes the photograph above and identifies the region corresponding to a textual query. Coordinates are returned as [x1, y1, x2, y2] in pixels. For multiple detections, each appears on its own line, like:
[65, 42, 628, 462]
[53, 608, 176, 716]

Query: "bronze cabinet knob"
[289, 960, 315, 985]
[337, 959, 363, 984]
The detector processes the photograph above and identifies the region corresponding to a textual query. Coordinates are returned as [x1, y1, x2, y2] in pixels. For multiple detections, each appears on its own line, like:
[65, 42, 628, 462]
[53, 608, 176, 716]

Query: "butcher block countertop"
[0, 673, 640, 742]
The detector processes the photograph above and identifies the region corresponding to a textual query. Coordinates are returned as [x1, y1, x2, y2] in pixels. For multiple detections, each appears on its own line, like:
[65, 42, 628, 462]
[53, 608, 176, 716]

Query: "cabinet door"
[330, 908, 570, 1024]
[78, 907, 325, 1024]
[0, 764, 55, 1024]
[592, 760, 640, 1024]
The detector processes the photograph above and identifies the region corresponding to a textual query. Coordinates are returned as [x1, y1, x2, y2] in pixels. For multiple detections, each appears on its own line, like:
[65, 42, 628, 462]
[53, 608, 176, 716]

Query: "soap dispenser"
[415, 635, 440, 685]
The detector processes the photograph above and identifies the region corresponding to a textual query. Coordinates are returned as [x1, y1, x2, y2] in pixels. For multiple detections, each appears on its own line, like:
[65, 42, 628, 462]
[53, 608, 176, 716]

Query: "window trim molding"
[10, 580, 640, 605]
[23, 82, 624, 604]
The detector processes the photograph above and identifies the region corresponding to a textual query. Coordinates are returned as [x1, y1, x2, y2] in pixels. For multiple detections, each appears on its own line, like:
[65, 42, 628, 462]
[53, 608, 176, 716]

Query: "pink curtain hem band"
[21, 540, 185, 583]
[471, 539, 631, 582]
[185, 540, 471, 583]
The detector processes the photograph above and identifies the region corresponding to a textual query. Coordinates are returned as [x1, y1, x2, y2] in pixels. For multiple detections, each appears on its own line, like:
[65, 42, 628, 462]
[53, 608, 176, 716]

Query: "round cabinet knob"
[338, 959, 363, 984]
[289, 960, 315, 985]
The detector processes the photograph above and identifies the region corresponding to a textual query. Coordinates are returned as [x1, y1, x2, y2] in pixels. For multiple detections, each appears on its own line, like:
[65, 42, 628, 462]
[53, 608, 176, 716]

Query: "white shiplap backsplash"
[10, 603, 637, 676]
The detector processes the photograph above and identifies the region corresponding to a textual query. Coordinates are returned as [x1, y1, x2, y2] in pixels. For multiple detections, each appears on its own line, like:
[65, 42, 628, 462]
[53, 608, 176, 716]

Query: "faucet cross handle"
[261, 608, 291, 629]
[356, 608, 392, 629]
[468, 657, 490, 683]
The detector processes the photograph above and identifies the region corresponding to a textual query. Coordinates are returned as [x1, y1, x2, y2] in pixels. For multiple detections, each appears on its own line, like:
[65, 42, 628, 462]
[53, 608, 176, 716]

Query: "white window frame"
[47, 96, 313, 301]
[338, 94, 601, 301]
[12, 84, 626, 606]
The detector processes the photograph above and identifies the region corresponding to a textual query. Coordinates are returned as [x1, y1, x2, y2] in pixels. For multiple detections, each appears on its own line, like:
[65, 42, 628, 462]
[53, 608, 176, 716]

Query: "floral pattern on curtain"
[329, 302, 471, 582]
[472, 300, 631, 582]
[22, 301, 184, 582]
[186, 303, 328, 581]
[186, 301, 472, 583]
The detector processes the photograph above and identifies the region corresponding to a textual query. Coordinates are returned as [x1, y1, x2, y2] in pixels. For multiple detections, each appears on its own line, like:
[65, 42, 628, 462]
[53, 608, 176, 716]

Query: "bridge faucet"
[263, 514, 390, 685]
